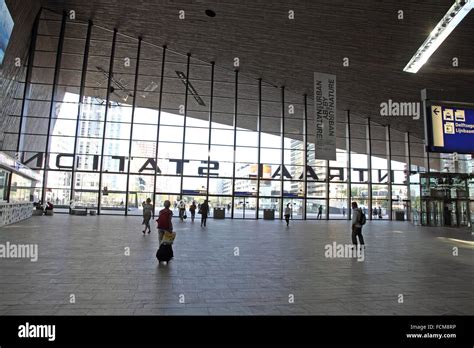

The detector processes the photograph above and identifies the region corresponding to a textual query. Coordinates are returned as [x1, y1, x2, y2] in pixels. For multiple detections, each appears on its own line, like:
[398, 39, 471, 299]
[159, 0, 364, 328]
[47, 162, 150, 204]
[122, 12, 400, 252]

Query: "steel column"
[97, 28, 118, 214]
[152, 46, 167, 212]
[178, 53, 191, 200]
[125, 37, 142, 216]
[256, 79, 262, 219]
[280, 86, 285, 220]
[231, 69, 239, 219]
[69, 20, 92, 210]
[346, 110, 352, 220]
[303, 94, 308, 220]
[41, 11, 67, 204]
[386, 125, 393, 220]
[205, 62, 215, 201]
[366, 117, 372, 220]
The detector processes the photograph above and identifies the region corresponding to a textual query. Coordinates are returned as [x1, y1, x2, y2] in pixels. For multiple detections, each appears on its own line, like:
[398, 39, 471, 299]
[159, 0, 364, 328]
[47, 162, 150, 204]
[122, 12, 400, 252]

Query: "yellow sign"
[431, 105, 444, 147]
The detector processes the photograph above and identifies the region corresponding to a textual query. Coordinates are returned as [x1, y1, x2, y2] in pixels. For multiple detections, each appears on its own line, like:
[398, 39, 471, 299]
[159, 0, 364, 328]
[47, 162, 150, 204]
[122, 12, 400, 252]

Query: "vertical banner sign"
[314, 72, 336, 160]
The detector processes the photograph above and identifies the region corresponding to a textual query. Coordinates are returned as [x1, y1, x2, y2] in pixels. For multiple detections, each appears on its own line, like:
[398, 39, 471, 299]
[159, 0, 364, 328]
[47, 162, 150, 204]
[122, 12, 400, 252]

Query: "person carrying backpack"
[351, 201, 365, 249]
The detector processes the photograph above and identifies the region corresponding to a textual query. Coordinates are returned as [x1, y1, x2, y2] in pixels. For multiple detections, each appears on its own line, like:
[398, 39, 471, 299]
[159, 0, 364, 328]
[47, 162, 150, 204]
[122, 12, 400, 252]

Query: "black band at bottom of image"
[0, 315, 472, 346]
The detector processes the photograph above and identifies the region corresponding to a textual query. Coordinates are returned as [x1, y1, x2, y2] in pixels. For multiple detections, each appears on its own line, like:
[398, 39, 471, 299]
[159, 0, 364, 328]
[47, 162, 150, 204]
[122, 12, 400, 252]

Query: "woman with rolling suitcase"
[156, 200, 175, 264]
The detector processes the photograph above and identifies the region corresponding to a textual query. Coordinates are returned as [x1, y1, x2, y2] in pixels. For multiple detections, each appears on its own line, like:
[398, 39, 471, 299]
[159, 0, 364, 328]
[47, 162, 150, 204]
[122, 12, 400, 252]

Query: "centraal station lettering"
[21, 152, 404, 183]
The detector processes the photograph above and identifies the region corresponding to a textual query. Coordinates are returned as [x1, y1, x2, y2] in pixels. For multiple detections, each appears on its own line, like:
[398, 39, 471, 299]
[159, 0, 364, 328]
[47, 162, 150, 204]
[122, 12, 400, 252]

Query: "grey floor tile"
[0, 215, 472, 315]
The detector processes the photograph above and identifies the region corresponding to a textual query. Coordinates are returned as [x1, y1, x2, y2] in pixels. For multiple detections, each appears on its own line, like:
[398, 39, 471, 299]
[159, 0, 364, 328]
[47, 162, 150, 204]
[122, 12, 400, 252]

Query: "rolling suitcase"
[156, 231, 176, 262]
[156, 243, 173, 262]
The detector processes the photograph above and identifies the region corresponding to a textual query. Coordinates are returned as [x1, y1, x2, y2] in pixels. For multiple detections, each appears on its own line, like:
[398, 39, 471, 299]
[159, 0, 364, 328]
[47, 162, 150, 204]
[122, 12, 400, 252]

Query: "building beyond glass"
[1, 9, 472, 221]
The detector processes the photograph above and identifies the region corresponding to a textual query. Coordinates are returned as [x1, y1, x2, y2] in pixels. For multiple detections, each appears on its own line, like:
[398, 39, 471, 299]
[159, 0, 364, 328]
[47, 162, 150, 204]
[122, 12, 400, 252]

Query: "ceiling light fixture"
[403, 0, 473, 73]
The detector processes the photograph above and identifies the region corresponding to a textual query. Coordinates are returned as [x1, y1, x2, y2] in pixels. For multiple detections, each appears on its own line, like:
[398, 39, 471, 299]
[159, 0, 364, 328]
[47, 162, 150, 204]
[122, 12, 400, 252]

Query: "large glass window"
[11, 8, 473, 219]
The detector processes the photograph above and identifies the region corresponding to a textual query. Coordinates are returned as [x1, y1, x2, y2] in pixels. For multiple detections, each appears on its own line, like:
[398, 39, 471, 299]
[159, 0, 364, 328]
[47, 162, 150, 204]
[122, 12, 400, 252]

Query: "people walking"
[284, 203, 291, 226]
[199, 200, 209, 227]
[142, 198, 153, 234]
[317, 205, 323, 219]
[351, 201, 365, 249]
[189, 201, 197, 222]
[342, 206, 346, 217]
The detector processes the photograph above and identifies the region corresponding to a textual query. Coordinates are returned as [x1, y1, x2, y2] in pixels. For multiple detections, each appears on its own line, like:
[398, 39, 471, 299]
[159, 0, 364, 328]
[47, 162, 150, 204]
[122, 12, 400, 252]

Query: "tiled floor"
[0, 214, 472, 315]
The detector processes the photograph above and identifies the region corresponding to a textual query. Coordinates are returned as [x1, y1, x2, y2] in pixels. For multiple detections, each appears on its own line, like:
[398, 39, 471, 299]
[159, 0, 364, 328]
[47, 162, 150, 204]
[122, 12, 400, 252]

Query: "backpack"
[358, 208, 367, 226]
[157, 209, 172, 230]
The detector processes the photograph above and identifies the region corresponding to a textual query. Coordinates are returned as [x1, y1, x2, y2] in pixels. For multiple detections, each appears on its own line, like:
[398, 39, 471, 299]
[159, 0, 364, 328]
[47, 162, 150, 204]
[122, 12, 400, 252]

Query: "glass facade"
[0, 169, 9, 201]
[2, 9, 472, 219]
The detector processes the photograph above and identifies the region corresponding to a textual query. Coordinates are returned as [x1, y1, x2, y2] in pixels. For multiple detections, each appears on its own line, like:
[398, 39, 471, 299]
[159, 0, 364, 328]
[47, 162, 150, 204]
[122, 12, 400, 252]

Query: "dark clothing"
[352, 226, 365, 246]
[189, 204, 196, 222]
[284, 214, 290, 226]
[200, 203, 209, 227]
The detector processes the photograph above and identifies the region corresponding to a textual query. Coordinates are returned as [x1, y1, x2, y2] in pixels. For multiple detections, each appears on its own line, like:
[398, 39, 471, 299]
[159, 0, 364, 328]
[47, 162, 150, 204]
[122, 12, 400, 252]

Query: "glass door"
[207, 196, 232, 218]
[234, 197, 257, 219]
[455, 200, 469, 226]
[421, 199, 427, 225]
[283, 198, 304, 220]
[128, 191, 151, 216]
[426, 199, 443, 226]
[258, 197, 281, 219]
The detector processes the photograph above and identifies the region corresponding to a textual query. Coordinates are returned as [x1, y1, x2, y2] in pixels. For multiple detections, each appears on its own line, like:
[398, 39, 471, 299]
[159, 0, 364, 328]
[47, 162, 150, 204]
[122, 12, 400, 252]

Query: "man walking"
[189, 201, 196, 222]
[351, 202, 365, 249]
[284, 203, 292, 227]
[199, 200, 209, 227]
[178, 200, 186, 222]
[317, 205, 323, 219]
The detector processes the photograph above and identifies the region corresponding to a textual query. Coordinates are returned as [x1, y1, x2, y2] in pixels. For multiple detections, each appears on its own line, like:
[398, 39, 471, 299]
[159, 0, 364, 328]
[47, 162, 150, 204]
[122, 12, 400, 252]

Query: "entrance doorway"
[414, 173, 472, 228]
[234, 197, 257, 219]
[422, 198, 470, 227]
[282, 198, 304, 220]
[424, 199, 443, 226]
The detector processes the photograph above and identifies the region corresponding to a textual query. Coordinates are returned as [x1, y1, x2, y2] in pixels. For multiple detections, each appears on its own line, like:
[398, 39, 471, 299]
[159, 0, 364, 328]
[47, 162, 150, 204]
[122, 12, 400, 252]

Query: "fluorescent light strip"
[403, 0, 474, 73]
